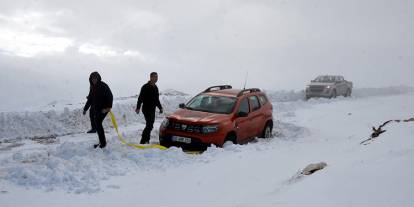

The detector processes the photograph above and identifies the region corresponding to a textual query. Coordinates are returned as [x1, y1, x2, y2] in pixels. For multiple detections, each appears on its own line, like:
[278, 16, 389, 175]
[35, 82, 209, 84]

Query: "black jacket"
[136, 82, 162, 111]
[84, 72, 113, 112]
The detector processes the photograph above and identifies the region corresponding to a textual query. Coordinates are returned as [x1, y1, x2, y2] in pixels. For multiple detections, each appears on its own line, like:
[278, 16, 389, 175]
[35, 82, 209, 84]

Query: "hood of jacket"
[89, 71, 102, 85]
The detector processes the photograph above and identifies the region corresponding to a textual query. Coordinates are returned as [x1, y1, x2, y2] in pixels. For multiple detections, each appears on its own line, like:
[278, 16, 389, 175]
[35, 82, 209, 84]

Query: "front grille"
[168, 121, 203, 133]
[309, 86, 325, 92]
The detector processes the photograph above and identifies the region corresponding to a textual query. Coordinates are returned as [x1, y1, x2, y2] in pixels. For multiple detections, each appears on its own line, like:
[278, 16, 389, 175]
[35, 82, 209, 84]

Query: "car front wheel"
[224, 133, 237, 145]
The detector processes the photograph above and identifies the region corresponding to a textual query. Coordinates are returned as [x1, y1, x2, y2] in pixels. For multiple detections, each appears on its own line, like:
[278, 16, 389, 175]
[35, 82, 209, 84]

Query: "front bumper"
[159, 126, 228, 150]
[306, 88, 333, 98]
[306, 92, 332, 98]
[159, 134, 211, 151]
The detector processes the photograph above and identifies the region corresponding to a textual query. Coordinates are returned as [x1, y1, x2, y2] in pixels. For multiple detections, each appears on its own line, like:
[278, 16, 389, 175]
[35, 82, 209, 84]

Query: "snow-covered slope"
[1, 86, 413, 142]
[0, 88, 413, 207]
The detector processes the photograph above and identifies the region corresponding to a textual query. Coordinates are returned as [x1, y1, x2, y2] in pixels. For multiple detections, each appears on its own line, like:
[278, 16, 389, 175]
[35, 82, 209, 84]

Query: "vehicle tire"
[344, 89, 352, 97]
[224, 133, 237, 145]
[260, 122, 273, 138]
[159, 137, 170, 148]
[330, 90, 337, 99]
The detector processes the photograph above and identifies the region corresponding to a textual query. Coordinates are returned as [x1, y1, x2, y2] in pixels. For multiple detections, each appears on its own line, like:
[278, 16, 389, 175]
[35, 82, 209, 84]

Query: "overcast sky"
[0, 0, 413, 109]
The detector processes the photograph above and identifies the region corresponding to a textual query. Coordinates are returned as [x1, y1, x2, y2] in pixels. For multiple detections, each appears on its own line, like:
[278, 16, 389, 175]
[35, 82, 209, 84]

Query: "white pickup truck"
[305, 75, 353, 100]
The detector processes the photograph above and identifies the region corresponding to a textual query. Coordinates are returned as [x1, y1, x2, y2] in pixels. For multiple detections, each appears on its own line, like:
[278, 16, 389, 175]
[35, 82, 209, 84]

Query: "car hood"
[168, 109, 230, 124]
[308, 82, 335, 87]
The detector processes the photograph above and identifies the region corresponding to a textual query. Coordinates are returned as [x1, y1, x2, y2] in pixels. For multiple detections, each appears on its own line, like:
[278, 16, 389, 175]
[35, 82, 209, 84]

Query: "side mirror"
[237, 111, 248, 117]
[179, 103, 186, 109]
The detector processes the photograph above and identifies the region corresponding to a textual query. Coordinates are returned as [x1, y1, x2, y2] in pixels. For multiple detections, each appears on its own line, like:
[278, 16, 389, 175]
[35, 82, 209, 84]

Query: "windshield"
[314, 76, 335, 83]
[185, 94, 237, 114]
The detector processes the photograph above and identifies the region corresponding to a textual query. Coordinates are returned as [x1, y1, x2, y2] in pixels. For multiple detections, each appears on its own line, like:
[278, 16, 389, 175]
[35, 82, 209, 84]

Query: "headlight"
[161, 118, 169, 128]
[202, 125, 218, 134]
[326, 86, 331, 89]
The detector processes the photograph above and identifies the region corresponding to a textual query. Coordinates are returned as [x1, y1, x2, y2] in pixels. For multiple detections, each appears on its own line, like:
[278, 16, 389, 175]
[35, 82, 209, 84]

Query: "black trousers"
[89, 107, 96, 130]
[94, 109, 108, 147]
[140, 108, 156, 144]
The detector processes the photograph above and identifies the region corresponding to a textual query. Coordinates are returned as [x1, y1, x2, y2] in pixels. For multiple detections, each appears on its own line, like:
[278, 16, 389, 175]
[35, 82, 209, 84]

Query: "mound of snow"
[160, 89, 189, 96]
[2, 140, 199, 193]
[0, 94, 189, 141]
[265, 86, 414, 103]
[352, 86, 414, 98]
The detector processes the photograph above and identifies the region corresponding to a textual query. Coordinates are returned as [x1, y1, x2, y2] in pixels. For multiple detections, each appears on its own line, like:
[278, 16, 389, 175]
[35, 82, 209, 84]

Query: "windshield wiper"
[185, 106, 194, 110]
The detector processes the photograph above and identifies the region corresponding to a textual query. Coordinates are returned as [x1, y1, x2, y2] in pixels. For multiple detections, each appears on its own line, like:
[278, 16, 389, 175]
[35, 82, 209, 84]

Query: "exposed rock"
[301, 162, 328, 175]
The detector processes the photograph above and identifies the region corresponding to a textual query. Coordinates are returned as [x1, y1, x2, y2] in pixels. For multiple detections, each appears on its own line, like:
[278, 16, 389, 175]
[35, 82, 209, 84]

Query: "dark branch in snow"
[361, 117, 414, 145]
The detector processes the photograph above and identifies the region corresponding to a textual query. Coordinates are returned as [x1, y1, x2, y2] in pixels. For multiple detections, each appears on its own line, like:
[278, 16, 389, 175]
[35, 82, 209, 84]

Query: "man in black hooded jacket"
[84, 87, 96, 133]
[83, 72, 113, 148]
[136, 72, 163, 144]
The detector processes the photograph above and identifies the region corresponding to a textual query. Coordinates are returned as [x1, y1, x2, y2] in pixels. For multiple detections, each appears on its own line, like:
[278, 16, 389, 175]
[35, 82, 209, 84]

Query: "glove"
[82, 110, 87, 115]
[135, 108, 140, 114]
[159, 108, 164, 114]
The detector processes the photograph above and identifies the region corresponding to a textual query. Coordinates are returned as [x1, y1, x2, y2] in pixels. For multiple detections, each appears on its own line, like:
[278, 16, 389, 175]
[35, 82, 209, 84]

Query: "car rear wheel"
[261, 122, 273, 138]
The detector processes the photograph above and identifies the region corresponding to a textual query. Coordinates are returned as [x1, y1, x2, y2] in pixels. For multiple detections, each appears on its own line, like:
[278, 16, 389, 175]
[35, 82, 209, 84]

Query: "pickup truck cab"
[305, 75, 353, 99]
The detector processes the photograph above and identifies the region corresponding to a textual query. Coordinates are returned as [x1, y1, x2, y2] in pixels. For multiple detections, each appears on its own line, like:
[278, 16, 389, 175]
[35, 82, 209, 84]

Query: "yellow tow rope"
[109, 111, 167, 150]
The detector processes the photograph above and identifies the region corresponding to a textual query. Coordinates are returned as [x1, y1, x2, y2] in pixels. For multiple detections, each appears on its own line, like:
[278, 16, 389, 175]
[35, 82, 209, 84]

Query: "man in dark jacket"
[136, 72, 163, 144]
[83, 86, 97, 133]
[83, 71, 113, 148]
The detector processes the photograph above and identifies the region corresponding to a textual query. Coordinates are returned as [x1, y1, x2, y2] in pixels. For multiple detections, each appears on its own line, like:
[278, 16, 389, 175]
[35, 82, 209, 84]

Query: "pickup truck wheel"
[261, 122, 273, 138]
[345, 89, 352, 97]
[330, 90, 337, 99]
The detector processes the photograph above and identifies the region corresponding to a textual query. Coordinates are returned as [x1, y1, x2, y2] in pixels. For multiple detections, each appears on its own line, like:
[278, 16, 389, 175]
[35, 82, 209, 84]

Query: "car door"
[234, 97, 251, 142]
[248, 95, 264, 137]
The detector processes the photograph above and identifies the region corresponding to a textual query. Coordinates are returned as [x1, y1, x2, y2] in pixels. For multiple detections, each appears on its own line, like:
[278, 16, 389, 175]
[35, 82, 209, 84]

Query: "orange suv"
[159, 85, 274, 150]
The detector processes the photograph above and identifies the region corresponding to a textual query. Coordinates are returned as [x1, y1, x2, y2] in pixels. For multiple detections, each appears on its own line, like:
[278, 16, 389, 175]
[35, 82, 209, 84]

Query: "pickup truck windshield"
[314, 76, 336, 83]
[186, 95, 237, 114]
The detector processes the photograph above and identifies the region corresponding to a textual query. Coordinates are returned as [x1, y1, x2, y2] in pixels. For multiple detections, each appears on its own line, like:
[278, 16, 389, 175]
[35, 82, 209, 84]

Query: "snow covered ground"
[0, 88, 413, 207]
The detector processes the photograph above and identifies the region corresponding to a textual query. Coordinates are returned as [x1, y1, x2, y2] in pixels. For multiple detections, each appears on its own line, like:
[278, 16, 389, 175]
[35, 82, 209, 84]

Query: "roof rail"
[237, 88, 261, 97]
[203, 85, 232, 93]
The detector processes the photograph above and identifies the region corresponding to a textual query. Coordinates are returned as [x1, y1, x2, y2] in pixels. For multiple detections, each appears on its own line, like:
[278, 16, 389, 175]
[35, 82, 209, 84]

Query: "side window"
[238, 98, 250, 114]
[258, 95, 268, 106]
[249, 96, 261, 111]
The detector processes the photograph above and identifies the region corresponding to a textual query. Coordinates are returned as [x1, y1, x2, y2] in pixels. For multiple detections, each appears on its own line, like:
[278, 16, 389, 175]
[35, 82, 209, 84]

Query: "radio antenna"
[243, 71, 249, 90]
